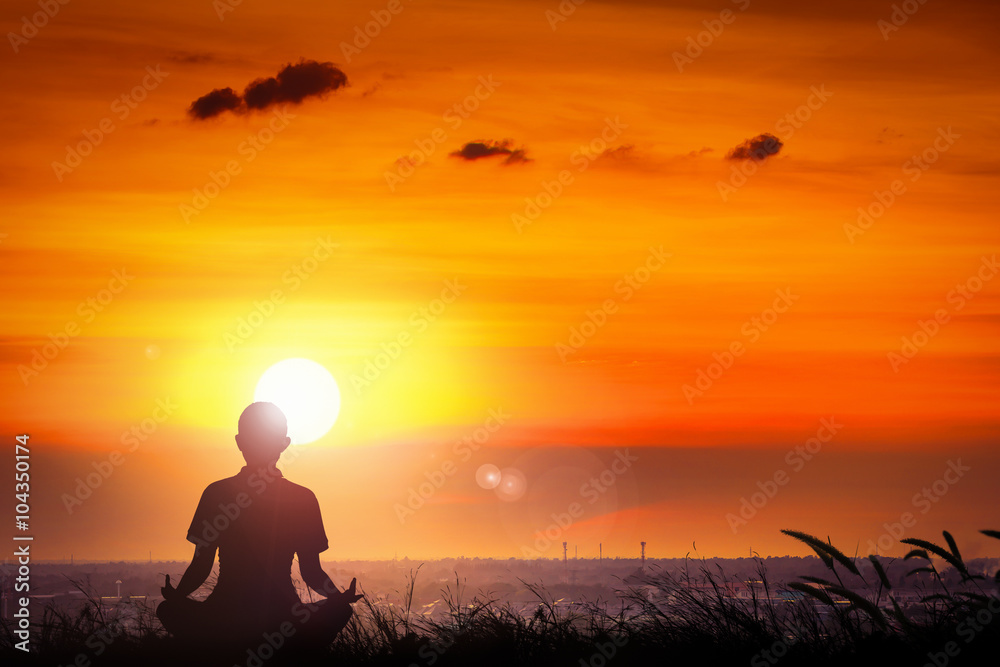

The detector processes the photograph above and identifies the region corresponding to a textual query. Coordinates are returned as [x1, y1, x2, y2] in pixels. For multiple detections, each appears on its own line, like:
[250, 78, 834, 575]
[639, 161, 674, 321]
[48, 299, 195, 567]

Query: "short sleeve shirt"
[186, 466, 328, 605]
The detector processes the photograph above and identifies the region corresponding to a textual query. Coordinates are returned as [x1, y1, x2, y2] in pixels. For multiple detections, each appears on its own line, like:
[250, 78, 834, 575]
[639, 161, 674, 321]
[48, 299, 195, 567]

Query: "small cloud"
[189, 87, 242, 120]
[586, 145, 718, 173]
[726, 133, 783, 161]
[361, 82, 382, 98]
[168, 51, 217, 64]
[598, 144, 636, 161]
[450, 139, 530, 165]
[877, 127, 904, 144]
[502, 149, 530, 165]
[187, 59, 348, 120]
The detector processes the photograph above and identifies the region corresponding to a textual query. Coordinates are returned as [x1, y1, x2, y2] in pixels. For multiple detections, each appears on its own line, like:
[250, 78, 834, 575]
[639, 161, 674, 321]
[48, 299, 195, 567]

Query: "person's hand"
[161, 574, 182, 601]
[337, 577, 363, 604]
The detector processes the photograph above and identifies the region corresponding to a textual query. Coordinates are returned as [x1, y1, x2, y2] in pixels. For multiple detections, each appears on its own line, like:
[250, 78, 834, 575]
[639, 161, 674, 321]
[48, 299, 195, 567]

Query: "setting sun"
[253, 358, 341, 445]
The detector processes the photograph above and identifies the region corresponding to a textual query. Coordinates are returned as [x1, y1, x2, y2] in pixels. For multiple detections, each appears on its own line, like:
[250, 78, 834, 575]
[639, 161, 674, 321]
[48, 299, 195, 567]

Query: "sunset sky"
[2, 0, 999, 562]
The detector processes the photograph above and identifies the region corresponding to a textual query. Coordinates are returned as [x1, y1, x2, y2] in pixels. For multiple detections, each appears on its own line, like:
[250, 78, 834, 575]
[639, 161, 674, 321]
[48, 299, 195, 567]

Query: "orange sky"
[2, 0, 999, 562]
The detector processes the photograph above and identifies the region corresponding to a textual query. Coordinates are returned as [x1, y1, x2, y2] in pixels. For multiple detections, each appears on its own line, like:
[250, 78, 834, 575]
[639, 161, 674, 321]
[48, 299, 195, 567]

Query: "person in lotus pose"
[157, 401, 360, 651]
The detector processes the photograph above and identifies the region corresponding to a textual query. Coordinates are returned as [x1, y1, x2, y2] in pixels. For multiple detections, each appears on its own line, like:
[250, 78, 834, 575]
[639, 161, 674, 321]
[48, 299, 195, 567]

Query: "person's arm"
[299, 550, 337, 595]
[296, 491, 361, 602]
[298, 551, 361, 602]
[162, 544, 216, 600]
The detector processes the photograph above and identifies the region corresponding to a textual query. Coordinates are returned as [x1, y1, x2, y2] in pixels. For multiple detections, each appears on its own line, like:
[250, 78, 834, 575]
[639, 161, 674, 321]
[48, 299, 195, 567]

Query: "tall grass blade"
[781, 530, 860, 576]
[868, 555, 892, 591]
[900, 538, 966, 574]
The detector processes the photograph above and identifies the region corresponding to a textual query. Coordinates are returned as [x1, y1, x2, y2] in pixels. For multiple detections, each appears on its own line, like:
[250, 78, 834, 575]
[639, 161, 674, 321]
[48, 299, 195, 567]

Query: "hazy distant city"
[5, 555, 998, 621]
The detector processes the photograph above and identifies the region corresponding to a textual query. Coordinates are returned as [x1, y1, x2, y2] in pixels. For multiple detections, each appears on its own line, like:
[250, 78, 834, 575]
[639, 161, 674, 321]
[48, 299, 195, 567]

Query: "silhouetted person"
[157, 401, 361, 655]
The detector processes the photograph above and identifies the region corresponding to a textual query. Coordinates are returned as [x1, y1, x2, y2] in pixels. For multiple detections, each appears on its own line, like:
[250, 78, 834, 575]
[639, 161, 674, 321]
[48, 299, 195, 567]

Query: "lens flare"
[494, 467, 527, 501]
[476, 463, 501, 489]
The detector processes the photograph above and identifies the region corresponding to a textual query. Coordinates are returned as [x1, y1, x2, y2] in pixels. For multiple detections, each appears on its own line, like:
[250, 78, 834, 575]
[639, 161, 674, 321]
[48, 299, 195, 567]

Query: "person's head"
[235, 402, 291, 467]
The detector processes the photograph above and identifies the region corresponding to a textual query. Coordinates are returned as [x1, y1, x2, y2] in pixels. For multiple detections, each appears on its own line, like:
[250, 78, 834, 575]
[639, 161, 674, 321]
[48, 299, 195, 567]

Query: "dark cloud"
[726, 133, 783, 161]
[188, 87, 242, 120]
[244, 60, 348, 110]
[450, 140, 530, 165]
[187, 59, 348, 120]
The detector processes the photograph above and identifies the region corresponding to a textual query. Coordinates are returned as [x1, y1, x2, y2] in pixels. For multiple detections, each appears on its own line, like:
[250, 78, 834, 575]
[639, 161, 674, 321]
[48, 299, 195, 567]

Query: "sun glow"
[253, 358, 341, 445]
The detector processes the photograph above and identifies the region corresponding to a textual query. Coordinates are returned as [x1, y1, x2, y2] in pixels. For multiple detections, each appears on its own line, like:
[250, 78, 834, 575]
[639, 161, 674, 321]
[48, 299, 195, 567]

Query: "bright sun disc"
[254, 358, 341, 445]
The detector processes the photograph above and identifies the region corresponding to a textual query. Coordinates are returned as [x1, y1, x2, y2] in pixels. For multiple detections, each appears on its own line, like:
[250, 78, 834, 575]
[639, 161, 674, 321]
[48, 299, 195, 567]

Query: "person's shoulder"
[202, 474, 241, 495]
[277, 477, 319, 502]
